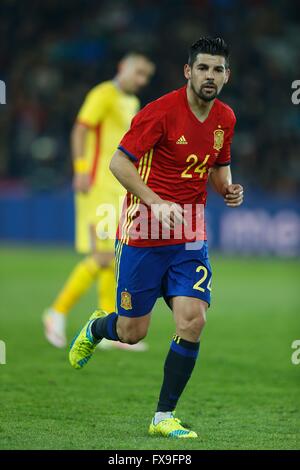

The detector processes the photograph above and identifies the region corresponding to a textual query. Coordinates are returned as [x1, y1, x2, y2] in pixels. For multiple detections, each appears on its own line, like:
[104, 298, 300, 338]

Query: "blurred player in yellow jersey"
[43, 52, 155, 349]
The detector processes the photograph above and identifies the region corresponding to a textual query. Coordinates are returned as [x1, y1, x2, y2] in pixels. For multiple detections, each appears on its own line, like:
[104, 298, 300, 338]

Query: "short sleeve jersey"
[77, 81, 140, 189]
[117, 85, 236, 246]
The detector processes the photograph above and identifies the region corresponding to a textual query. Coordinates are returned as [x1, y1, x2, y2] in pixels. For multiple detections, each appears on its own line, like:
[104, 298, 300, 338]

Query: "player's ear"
[224, 67, 230, 84]
[118, 59, 125, 74]
[184, 64, 191, 80]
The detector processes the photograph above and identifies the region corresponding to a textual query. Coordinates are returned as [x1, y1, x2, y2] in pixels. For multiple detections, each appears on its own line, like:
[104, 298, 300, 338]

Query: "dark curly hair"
[188, 37, 229, 68]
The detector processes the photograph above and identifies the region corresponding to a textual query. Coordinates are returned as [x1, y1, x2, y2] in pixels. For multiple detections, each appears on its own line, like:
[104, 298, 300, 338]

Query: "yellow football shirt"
[77, 80, 139, 193]
[75, 80, 140, 253]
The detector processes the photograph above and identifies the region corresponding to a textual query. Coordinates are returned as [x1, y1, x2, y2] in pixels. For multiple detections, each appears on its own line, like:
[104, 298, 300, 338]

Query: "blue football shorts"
[114, 240, 212, 317]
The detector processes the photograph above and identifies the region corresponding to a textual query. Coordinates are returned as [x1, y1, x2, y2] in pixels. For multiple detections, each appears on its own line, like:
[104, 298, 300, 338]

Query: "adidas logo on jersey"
[176, 135, 188, 144]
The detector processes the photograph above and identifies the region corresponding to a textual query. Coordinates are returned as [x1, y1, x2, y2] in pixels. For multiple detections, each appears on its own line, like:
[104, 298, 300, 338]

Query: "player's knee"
[178, 306, 207, 337]
[117, 323, 147, 344]
[193, 311, 207, 333]
[92, 251, 114, 268]
[119, 330, 146, 345]
[126, 334, 144, 345]
[183, 315, 206, 336]
[92, 253, 103, 267]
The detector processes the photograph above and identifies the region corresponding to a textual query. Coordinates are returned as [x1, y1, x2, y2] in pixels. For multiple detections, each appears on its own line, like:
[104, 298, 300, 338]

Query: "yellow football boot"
[149, 415, 197, 438]
[69, 309, 107, 369]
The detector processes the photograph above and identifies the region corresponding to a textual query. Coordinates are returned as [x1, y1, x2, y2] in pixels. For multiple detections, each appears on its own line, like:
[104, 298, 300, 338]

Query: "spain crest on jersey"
[213, 129, 224, 151]
[120, 291, 132, 310]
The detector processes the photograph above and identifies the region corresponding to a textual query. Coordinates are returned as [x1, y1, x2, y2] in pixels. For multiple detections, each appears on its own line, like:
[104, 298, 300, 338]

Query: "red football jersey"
[116, 85, 236, 246]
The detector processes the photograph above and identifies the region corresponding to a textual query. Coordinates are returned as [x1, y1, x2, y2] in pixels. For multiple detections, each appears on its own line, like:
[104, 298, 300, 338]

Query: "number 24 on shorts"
[193, 265, 212, 292]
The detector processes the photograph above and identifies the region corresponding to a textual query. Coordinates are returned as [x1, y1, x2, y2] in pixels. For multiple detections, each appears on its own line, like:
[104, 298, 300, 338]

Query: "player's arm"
[71, 122, 90, 193]
[72, 84, 111, 193]
[110, 149, 184, 229]
[209, 113, 243, 207]
[209, 165, 243, 207]
[110, 149, 160, 205]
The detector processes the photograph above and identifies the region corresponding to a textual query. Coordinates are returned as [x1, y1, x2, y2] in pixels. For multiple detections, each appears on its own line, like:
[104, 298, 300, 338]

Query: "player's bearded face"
[188, 55, 229, 102]
[191, 79, 219, 102]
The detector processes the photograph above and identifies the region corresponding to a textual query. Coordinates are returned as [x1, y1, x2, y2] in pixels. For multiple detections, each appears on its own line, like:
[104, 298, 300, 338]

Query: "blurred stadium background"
[0, 0, 300, 252]
[0, 0, 299, 450]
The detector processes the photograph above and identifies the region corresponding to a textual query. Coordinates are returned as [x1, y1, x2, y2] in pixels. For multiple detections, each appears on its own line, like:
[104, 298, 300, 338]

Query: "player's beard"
[191, 81, 218, 102]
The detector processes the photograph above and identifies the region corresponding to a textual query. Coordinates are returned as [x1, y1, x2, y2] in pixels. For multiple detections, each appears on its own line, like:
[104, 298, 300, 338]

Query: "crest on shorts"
[213, 128, 224, 151]
[120, 290, 132, 310]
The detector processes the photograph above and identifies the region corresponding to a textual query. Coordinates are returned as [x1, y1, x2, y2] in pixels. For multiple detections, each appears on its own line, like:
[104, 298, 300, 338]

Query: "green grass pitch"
[0, 246, 299, 450]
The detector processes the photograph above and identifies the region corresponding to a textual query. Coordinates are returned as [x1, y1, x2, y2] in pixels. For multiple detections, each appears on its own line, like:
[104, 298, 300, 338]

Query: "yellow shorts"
[75, 186, 124, 254]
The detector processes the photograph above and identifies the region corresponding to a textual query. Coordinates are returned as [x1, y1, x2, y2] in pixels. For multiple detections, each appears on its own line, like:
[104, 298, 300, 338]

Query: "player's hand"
[152, 200, 186, 230]
[224, 184, 244, 207]
[73, 173, 90, 193]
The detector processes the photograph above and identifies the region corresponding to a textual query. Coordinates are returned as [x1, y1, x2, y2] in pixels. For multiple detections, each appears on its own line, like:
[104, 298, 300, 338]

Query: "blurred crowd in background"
[1, 0, 299, 196]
